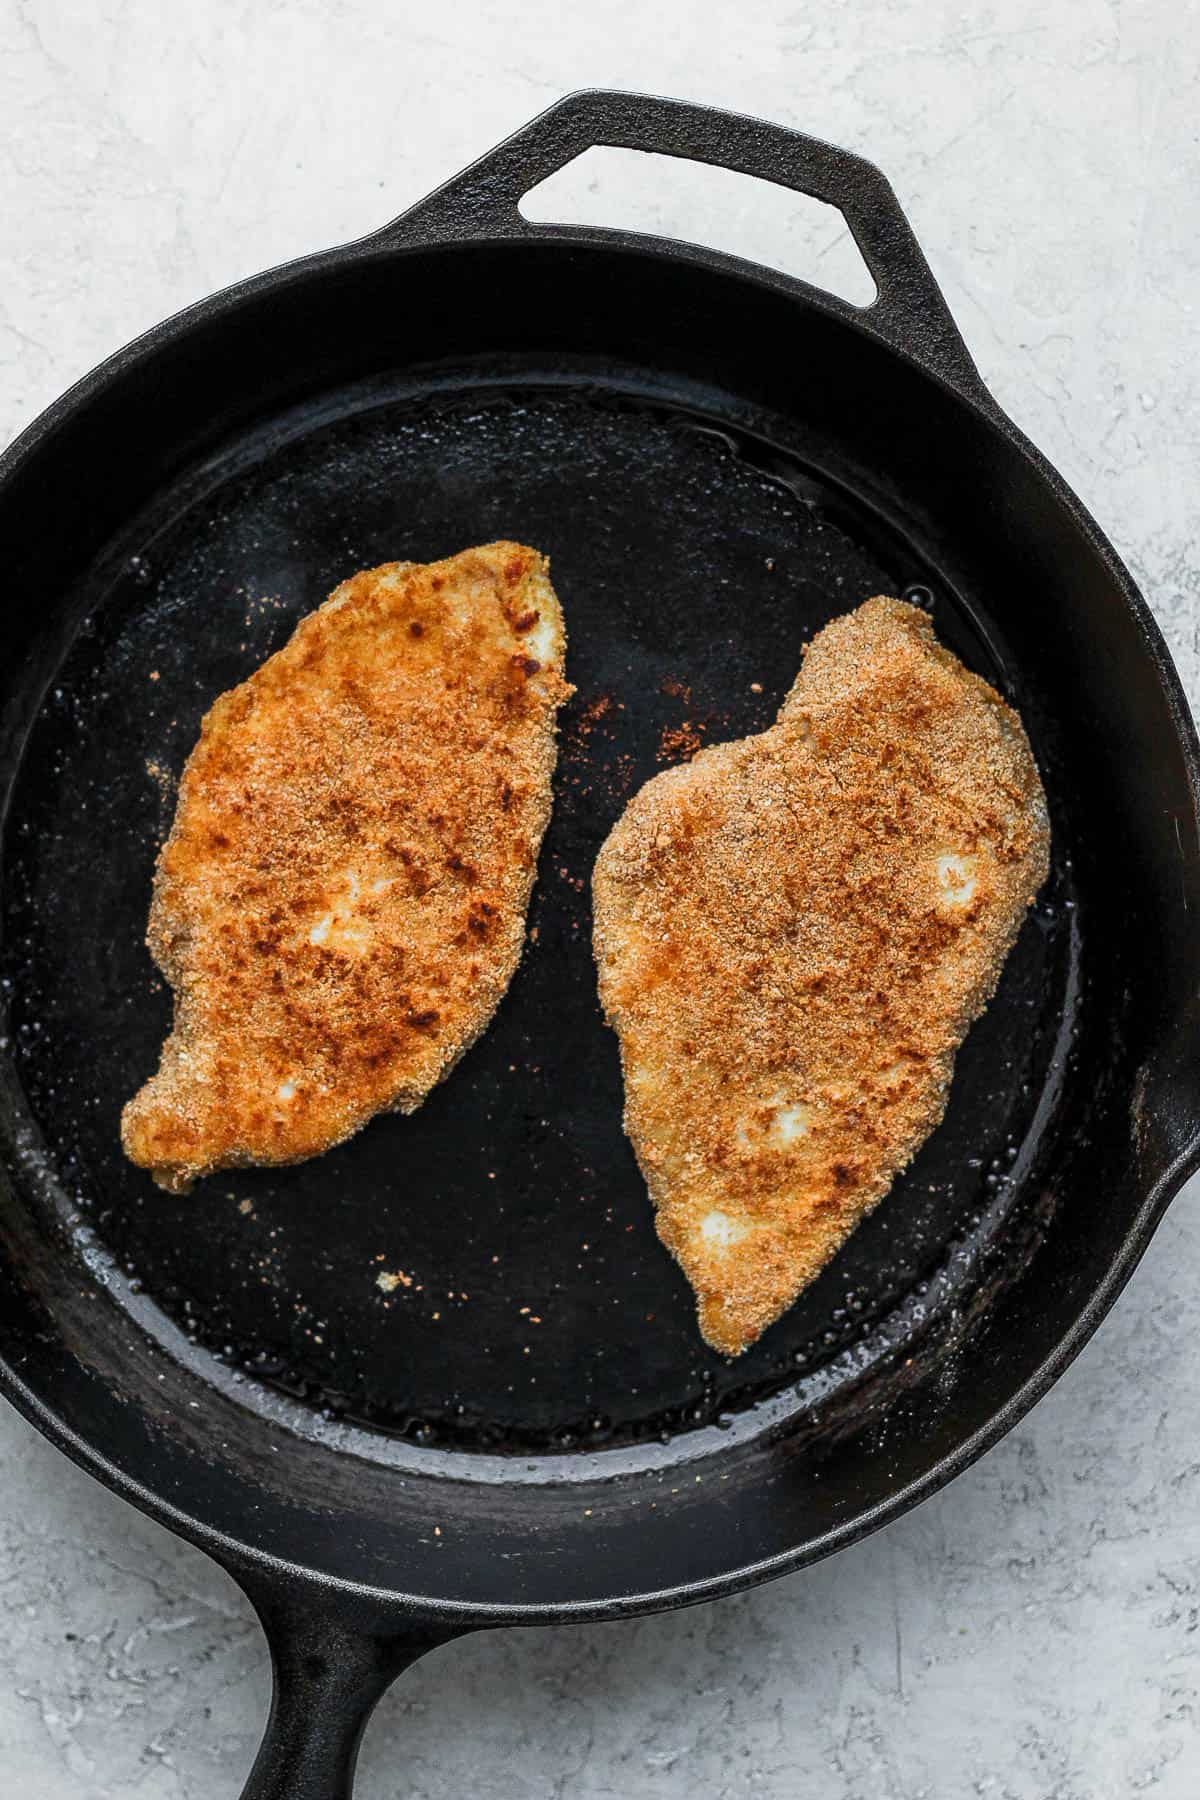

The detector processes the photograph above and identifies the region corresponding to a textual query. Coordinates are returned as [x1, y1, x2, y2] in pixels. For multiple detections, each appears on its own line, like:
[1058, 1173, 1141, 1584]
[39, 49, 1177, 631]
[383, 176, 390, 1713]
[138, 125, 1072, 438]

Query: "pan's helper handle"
[238, 1574, 466, 1800]
[373, 88, 989, 403]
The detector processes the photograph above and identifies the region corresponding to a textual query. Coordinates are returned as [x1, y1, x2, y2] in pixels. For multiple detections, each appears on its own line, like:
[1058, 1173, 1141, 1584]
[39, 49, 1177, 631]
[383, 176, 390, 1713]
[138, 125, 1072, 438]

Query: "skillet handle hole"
[519, 145, 878, 308]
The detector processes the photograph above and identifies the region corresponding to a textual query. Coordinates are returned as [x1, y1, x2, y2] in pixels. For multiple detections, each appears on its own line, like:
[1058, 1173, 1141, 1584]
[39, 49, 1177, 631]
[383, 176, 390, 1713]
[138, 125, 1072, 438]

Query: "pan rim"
[2, 222, 1199, 1617]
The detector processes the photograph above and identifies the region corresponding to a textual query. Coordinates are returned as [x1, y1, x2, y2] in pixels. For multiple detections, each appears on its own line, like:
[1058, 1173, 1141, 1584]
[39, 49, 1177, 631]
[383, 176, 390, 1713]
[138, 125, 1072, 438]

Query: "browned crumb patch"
[657, 721, 704, 764]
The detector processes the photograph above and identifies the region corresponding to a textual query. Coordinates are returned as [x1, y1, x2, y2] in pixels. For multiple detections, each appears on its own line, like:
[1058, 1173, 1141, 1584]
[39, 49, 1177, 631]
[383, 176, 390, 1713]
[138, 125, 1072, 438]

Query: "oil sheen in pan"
[0, 383, 1081, 1455]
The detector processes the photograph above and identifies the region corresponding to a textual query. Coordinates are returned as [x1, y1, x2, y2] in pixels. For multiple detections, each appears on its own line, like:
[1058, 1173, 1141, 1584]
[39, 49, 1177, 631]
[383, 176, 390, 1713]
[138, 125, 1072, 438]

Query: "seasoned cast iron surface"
[1, 384, 1076, 1451]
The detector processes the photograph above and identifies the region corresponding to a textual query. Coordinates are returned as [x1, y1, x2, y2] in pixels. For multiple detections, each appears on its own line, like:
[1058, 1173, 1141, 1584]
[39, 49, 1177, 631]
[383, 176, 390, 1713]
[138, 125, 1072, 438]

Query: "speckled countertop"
[3, 2, 1199, 1795]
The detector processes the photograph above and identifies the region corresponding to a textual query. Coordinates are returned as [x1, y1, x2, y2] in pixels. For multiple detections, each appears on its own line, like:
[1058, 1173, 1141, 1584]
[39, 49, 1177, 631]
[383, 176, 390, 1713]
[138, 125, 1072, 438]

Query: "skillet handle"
[376, 87, 988, 403]
[238, 1574, 465, 1800]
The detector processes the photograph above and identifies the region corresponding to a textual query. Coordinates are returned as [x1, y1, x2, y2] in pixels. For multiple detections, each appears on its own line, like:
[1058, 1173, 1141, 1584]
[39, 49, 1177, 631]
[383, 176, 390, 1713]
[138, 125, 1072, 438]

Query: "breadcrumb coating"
[122, 542, 571, 1192]
[593, 597, 1049, 1355]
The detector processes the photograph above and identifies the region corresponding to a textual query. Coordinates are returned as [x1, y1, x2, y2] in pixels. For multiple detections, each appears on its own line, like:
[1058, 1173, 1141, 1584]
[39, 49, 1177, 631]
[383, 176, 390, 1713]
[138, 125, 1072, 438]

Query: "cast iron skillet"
[1, 90, 1198, 1798]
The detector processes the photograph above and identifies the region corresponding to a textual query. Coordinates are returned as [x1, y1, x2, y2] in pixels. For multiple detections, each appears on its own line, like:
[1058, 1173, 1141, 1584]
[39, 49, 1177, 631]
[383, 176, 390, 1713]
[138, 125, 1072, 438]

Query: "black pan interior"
[0, 239, 1191, 1610]
[1, 376, 1075, 1452]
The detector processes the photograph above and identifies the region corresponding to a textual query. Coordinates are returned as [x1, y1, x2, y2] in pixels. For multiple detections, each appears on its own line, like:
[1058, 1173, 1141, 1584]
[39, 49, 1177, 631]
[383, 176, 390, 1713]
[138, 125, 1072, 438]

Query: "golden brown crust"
[122, 542, 571, 1192]
[593, 597, 1050, 1356]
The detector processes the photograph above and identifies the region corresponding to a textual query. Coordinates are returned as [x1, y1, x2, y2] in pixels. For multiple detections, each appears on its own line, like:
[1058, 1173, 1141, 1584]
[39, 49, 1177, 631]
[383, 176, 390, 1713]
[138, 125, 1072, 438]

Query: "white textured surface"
[3, 1, 1200, 1794]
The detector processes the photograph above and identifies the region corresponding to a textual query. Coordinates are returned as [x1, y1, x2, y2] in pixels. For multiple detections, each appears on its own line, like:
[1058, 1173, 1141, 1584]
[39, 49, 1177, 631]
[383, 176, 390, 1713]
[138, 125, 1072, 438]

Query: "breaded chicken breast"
[593, 597, 1049, 1356]
[123, 542, 571, 1192]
